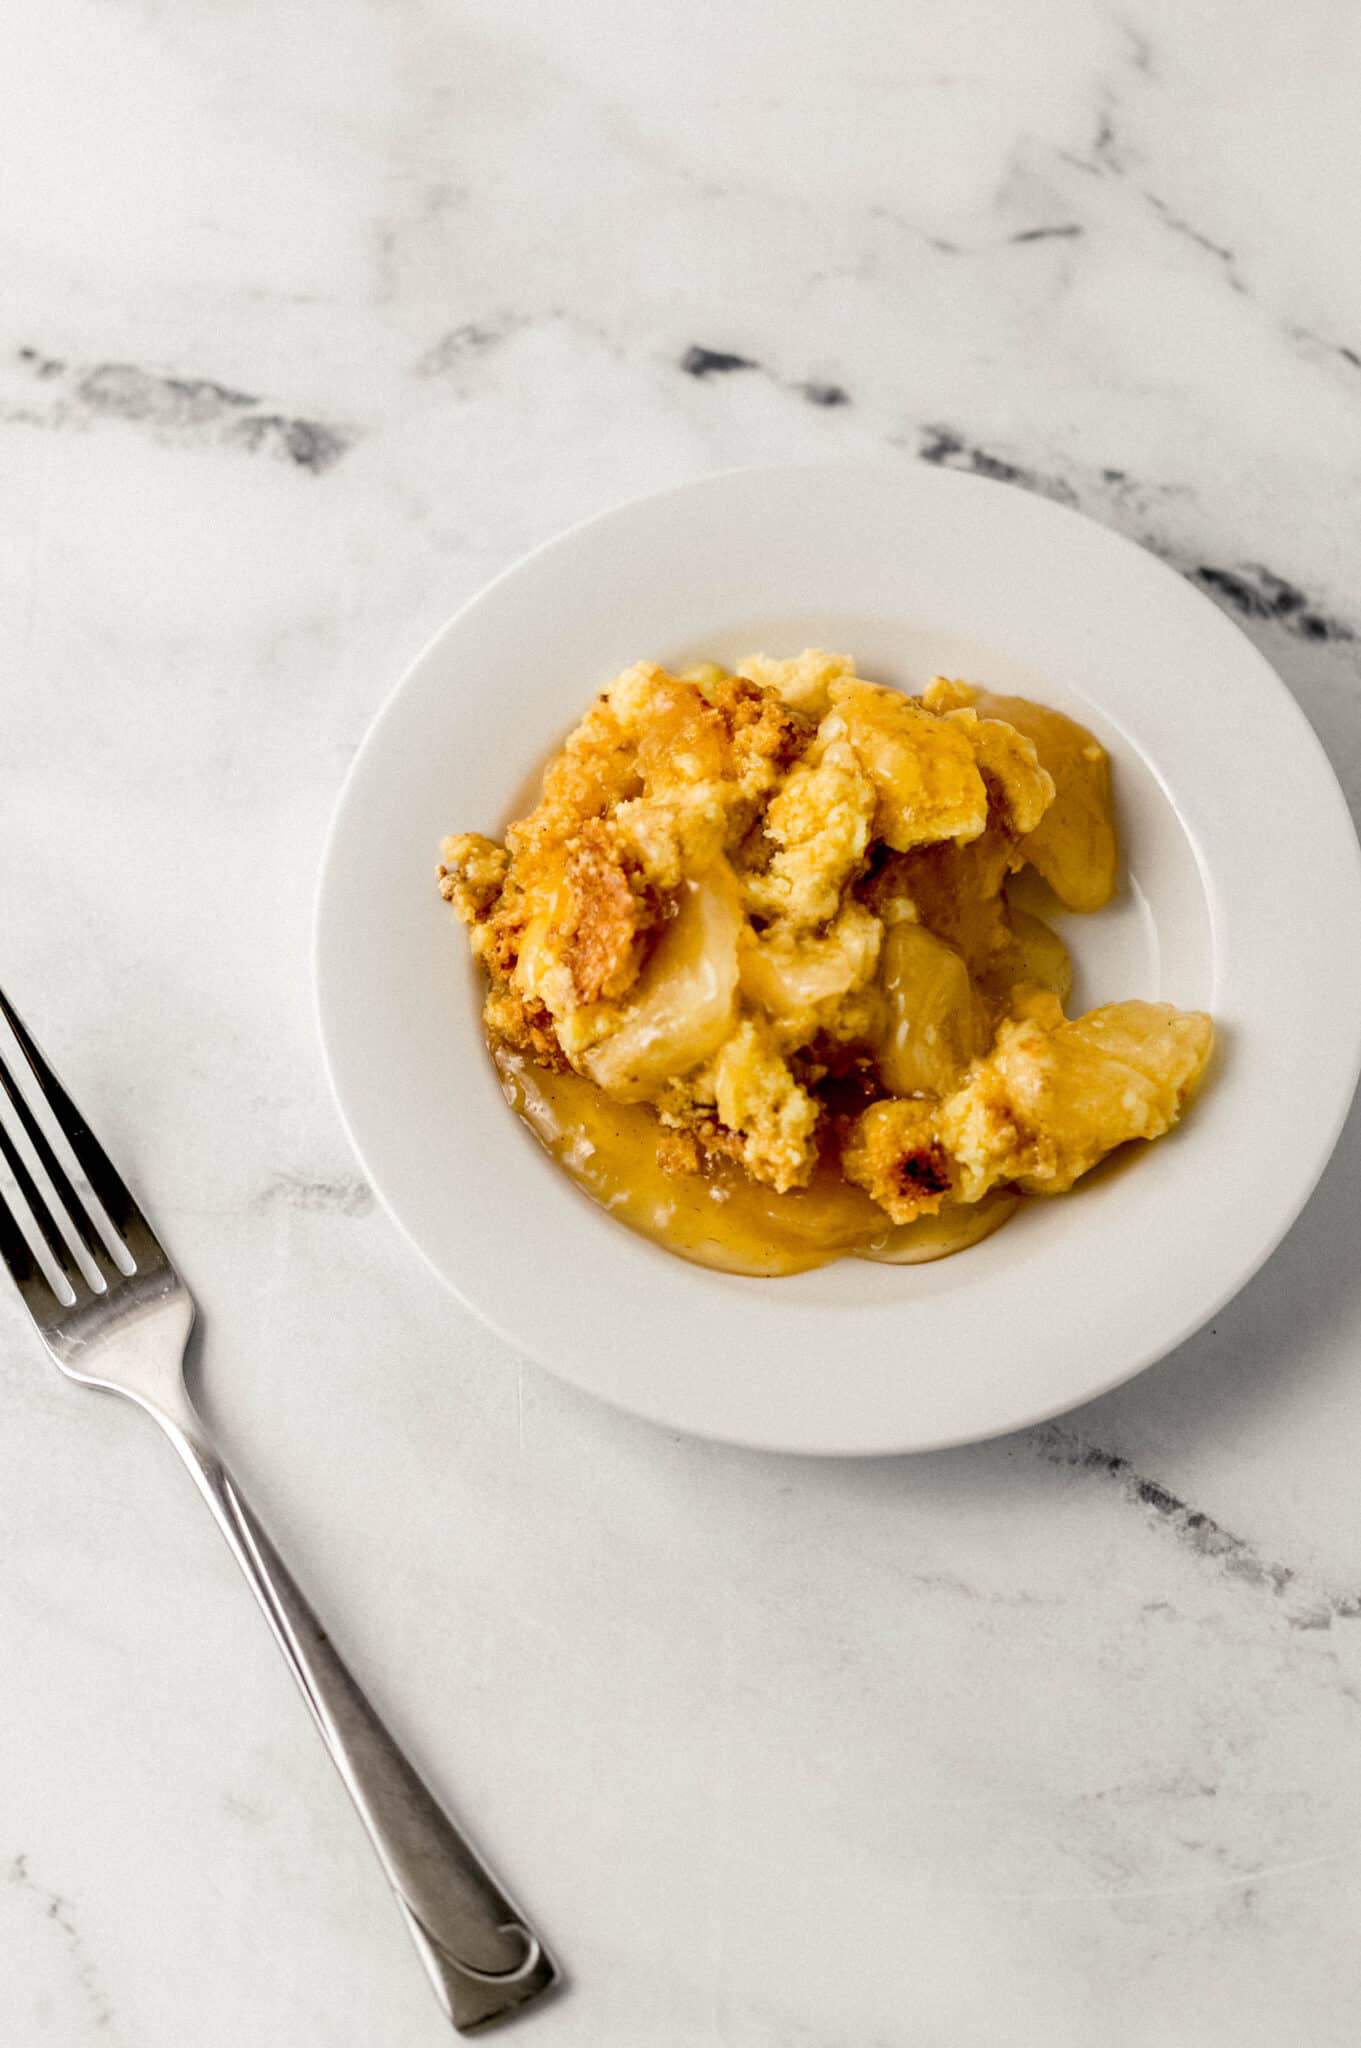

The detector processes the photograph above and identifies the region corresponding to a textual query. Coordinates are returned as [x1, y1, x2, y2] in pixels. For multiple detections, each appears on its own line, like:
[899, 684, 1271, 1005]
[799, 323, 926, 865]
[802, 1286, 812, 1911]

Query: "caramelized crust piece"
[829, 679, 989, 851]
[706, 671, 815, 794]
[944, 709, 1054, 837]
[559, 825, 657, 1005]
[941, 995, 1214, 1199]
[706, 1019, 821, 1192]
[655, 1127, 703, 1178]
[742, 732, 877, 928]
[737, 648, 857, 719]
[438, 832, 509, 920]
[482, 988, 571, 1072]
[842, 1098, 957, 1223]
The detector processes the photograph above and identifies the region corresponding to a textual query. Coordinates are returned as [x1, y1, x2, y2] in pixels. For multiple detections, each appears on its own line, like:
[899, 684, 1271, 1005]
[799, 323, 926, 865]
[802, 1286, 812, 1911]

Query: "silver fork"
[0, 987, 557, 2035]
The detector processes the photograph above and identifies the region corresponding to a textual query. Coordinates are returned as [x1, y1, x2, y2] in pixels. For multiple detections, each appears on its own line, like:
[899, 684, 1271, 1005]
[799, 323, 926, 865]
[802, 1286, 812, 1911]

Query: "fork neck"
[124, 1382, 220, 1478]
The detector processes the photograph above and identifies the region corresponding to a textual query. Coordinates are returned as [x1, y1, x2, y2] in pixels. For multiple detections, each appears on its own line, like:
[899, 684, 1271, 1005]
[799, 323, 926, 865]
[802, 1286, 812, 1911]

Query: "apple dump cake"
[438, 652, 1213, 1274]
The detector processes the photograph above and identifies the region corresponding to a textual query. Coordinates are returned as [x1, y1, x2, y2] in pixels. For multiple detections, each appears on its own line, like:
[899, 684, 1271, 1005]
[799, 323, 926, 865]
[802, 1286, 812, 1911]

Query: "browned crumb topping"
[559, 824, 658, 1005]
[482, 988, 571, 1072]
[842, 1098, 956, 1223]
[438, 833, 509, 920]
[655, 1128, 703, 1178]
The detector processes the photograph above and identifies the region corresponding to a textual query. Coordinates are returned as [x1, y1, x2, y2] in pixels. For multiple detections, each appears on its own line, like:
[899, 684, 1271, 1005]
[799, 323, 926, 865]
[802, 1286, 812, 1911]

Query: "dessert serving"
[438, 651, 1213, 1275]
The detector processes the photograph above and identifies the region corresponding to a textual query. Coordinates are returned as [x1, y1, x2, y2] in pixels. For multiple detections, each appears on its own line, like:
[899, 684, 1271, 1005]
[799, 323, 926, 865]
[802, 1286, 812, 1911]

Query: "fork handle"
[160, 1420, 557, 2034]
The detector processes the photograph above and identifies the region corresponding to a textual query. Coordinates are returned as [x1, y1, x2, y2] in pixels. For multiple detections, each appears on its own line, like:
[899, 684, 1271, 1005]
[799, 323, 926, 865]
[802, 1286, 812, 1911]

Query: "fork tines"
[0, 987, 154, 1312]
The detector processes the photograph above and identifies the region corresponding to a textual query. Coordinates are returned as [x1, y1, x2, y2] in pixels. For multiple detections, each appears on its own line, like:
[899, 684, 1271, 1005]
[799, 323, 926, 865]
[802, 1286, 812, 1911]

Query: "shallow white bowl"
[315, 464, 1361, 1455]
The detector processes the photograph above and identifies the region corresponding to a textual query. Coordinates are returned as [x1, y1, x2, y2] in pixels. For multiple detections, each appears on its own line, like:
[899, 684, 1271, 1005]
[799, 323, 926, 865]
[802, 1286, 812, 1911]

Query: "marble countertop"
[4, 3, 1361, 2042]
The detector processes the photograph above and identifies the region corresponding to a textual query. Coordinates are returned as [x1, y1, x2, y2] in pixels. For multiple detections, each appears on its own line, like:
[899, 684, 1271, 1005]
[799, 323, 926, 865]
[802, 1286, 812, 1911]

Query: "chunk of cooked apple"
[972, 690, 1118, 912]
[980, 905, 1074, 1009]
[585, 863, 742, 1097]
[875, 921, 988, 1097]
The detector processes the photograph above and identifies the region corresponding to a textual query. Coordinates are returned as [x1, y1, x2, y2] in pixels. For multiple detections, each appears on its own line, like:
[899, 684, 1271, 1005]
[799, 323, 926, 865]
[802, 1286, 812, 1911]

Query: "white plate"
[315, 464, 1361, 1455]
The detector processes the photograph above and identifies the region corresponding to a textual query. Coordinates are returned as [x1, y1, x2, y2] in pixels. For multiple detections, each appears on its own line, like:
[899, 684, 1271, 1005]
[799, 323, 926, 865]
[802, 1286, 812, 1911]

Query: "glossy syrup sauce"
[492, 1043, 1018, 1276]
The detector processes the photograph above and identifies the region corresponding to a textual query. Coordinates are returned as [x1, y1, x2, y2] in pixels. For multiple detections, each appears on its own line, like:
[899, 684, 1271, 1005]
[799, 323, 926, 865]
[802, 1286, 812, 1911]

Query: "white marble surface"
[3, 2, 1361, 2041]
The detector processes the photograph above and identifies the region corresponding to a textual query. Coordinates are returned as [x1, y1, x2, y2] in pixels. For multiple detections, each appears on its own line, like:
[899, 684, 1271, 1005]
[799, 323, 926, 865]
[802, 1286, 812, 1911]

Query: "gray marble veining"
[3, 3, 1361, 2043]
